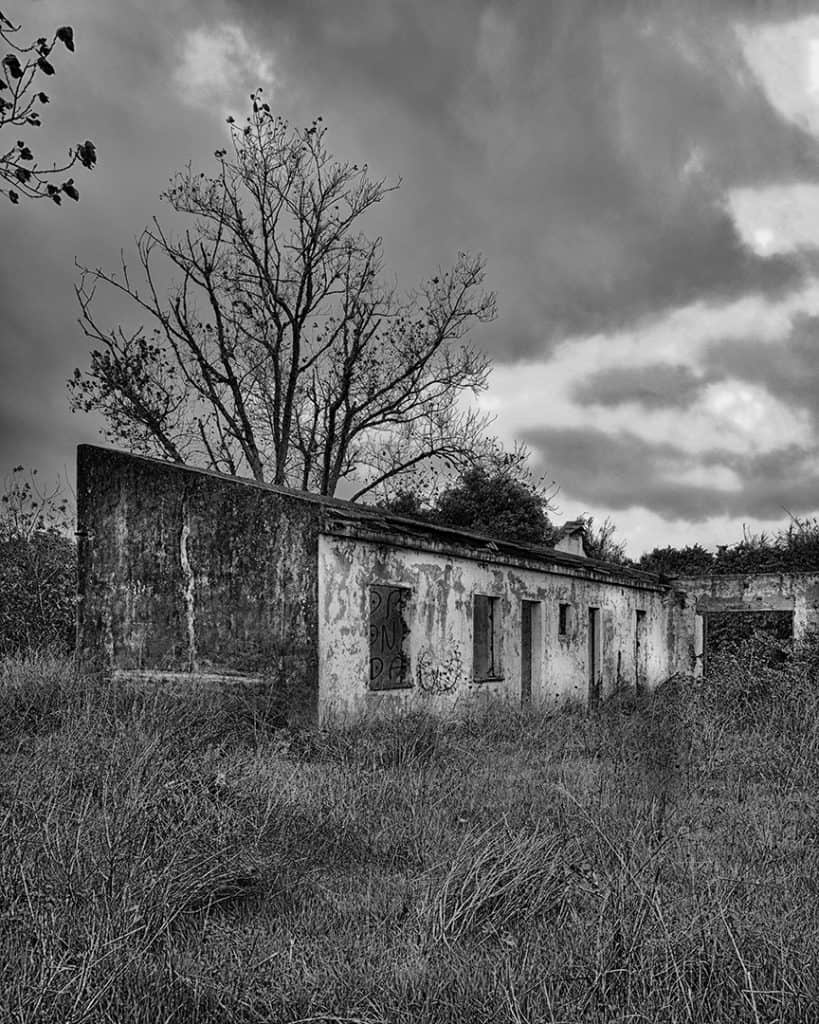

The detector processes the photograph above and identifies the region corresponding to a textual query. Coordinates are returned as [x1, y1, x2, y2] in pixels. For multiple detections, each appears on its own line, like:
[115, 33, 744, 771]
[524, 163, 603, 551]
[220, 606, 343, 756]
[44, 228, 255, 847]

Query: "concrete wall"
[318, 532, 679, 721]
[77, 445, 692, 725]
[675, 572, 819, 673]
[77, 445, 322, 719]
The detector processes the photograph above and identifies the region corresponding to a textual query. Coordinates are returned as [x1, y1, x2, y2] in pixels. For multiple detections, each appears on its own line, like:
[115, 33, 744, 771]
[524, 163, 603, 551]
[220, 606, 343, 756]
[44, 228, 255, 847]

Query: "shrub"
[0, 468, 76, 654]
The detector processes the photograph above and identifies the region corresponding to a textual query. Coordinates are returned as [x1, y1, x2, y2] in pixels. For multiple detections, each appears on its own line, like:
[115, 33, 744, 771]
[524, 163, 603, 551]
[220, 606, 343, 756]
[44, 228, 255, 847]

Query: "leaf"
[76, 140, 96, 168]
[14, 166, 30, 182]
[37, 56, 55, 76]
[56, 26, 75, 52]
[37, 92, 49, 103]
[8, 190, 18, 204]
[2, 54, 23, 79]
[62, 180, 79, 201]
[18, 146, 32, 160]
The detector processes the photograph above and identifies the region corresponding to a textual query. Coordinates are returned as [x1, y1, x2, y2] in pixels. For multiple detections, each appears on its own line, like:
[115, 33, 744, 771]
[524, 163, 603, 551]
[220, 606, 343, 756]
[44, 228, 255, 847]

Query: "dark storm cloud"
[523, 425, 819, 521]
[573, 364, 704, 409]
[703, 314, 819, 425]
[229, 0, 819, 353]
[3, 0, 819, 546]
[569, 315, 819, 421]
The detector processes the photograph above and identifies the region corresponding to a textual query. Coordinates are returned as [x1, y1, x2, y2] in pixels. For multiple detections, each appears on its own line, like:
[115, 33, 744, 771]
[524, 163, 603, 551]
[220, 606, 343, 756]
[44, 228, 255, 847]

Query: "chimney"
[554, 519, 587, 557]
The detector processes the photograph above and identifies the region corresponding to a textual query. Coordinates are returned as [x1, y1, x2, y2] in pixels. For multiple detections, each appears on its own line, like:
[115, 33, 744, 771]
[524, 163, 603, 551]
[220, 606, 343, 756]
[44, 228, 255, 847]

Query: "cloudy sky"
[2, 0, 819, 556]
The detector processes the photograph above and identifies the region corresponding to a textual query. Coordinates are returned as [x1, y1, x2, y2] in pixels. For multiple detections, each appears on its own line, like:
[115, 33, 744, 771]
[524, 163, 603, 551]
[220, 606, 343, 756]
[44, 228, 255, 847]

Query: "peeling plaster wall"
[675, 572, 819, 674]
[77, 446, 321, 719]
[318, 533, 676, 722]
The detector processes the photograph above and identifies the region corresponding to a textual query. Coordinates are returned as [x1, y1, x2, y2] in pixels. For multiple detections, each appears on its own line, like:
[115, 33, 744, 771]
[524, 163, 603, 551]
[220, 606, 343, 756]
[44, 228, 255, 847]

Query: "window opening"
[473, 595, 502, 679]
[369, 585, 411, 690]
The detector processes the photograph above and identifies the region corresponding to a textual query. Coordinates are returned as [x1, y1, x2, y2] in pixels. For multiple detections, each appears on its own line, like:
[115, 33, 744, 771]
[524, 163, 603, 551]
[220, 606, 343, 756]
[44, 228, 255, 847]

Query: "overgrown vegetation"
[2, 645, 817, 1022]
[0, 468, 76, 654]
[639, 516, 819, 576]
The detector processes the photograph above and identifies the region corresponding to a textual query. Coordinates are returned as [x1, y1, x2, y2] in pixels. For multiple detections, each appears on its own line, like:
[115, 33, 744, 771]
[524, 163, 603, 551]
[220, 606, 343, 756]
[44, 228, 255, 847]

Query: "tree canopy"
[637, 543, 715, 577]
[577, 515, 627, 564]
[380, 460, 556, 546]
[71, 94, 496, 500]
[638, 519, 819, 576]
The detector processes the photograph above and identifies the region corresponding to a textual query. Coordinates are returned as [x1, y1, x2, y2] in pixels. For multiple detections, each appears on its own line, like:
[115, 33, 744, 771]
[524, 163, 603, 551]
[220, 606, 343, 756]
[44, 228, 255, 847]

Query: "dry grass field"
[1, 642, 818, 1023]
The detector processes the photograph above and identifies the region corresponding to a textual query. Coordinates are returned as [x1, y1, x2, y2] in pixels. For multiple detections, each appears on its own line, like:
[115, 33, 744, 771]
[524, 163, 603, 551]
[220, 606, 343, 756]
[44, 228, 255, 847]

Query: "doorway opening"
[521, 600, 540, 706]
[635, 609, 646, 693]
[588, 607, 601, 709]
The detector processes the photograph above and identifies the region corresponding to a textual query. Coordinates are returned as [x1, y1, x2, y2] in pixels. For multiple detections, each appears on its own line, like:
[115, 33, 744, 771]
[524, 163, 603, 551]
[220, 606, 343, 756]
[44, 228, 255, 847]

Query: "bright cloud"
[698, 380, 813, 450]
[728, 184, 819, 256]
[176, 23, 275, 109]
[737, 16, 819, 138]
[484, 280, 819, 442]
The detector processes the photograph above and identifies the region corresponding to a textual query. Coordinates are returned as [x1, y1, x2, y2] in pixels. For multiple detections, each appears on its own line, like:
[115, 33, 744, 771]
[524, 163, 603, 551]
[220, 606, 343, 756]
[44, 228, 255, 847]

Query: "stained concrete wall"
[78, 445, 691, 724]
[77, 445, 322, 719]
[675, 572, 819, 674]
[318, 531, 680, 721]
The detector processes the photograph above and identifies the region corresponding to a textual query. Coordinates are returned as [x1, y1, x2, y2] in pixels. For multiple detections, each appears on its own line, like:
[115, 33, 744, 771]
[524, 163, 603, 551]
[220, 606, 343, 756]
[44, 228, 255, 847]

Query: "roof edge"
[78, 443, 665, 587]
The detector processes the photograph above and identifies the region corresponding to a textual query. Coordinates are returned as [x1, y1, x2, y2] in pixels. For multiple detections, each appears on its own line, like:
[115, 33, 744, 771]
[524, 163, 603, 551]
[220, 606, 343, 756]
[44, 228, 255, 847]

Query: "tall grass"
[1, 644, 818, 1022]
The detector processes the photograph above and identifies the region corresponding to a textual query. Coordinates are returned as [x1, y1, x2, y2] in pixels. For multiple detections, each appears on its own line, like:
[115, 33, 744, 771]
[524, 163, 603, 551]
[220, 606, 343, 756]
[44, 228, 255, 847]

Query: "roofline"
[322, 520, 668, 591]
[677, 570, 819, 583]
[78, 443, 666, 588]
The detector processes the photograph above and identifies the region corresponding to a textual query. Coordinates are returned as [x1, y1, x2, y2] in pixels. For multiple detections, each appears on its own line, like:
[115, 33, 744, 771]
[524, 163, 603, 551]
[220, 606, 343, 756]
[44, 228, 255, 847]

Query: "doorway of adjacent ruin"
[702, 609, 794, 671]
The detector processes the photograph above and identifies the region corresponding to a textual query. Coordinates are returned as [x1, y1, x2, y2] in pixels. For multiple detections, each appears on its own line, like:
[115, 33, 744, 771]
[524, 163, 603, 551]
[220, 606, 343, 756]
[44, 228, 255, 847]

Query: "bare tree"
[0, 10, 96, 204]
[71, 93, 497, 498]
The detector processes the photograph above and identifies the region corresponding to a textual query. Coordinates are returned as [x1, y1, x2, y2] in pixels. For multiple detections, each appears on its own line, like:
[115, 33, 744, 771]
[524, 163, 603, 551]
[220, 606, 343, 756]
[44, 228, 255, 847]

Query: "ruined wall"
[317, 531, 676, 721]
[675, 572, 819, 673]
[77, 446, 321, 719]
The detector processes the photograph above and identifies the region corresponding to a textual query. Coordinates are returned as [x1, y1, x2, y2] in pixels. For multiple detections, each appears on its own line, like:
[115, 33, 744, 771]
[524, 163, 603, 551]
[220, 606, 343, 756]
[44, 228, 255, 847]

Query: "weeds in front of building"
[1, 643, 817, 1023]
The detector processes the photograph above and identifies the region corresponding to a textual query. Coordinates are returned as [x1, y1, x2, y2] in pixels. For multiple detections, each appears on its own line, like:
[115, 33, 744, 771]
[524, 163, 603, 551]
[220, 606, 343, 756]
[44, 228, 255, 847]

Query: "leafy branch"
[0, 10, 96, 205]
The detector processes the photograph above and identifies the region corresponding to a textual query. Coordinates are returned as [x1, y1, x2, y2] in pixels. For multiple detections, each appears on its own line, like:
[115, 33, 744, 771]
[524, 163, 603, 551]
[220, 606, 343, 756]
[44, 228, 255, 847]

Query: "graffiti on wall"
[369, 585, 410, 689]
[416, 642, 464, 695]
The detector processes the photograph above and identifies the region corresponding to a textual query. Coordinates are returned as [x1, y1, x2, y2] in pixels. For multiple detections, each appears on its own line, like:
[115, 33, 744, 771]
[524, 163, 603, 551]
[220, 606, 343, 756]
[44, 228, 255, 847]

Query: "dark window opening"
[473, 595, 502, 680]
[558, 603, 570, 636]
[369, 585, 411, 690]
